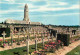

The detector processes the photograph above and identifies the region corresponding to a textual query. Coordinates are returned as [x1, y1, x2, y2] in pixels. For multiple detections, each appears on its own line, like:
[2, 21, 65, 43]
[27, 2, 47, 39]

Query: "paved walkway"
[47, 40, 80, 55]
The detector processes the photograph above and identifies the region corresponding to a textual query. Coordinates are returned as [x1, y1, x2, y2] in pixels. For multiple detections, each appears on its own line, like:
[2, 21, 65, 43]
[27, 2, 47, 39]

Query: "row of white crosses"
[1, 27, 51, 54]
[14, 27, 30, 55]
[1, 28, 51, 47]
[19, 28, 50, 55]
[16, 28, 27, 44]
[26, 27, 36, 55]
[2, 30, 15, 46]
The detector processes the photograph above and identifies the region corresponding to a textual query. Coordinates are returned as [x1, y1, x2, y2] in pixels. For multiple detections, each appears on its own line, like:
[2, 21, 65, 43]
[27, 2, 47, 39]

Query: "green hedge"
[48, 29, 57, 37]
[57, 34, 70, 46]
[51, 30, 57, 37]
[0, 28, 10, 37]
[72, 30, 76, 35]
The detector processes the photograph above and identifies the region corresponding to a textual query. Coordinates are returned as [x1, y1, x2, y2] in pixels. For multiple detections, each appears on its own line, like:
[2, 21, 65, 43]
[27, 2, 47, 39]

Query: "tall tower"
[23, 4, 30, 23]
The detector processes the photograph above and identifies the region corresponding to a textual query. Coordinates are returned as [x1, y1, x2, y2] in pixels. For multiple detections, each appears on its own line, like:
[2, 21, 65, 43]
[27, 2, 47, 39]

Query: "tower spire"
[23, 4, 30, 23]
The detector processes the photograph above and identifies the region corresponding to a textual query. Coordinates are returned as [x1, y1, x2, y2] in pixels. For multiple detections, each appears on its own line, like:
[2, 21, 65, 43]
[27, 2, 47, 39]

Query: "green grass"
[0, 41, 48, 55]
[66, 45, 80, 55]
[71, 36, 80, 39]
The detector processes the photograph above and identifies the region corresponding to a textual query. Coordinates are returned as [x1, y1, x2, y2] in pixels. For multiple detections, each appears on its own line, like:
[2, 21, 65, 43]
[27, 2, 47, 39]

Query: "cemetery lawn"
[4, 36, 42, 42]
[66, 45, 80, 55]
[0, 42, 48, 55]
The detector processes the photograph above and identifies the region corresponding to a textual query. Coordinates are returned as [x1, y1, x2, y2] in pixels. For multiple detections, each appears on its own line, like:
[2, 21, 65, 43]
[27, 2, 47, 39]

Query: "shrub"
[0, 28, 10, 37]
[57, 34, 70, 46]
[0, 39, 3, 46]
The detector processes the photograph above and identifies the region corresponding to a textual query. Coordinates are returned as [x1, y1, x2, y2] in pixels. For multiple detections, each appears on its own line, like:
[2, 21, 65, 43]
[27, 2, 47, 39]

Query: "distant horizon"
[0, 0, 79, 25]
[0, 22, 80, 26]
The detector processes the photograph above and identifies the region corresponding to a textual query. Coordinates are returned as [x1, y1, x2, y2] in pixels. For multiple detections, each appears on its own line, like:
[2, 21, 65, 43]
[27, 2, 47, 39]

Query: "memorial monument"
[5, 4, 41, 25]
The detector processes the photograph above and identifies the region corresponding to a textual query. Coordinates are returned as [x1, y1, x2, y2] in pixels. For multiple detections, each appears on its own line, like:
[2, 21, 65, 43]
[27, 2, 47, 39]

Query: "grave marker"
[23, 28, 26, 40]
[47, 33, 50, 42]
[14, 28, 17, 33]
[17, 29, 21, 45]
[35, 35, 37, 51]
[33, 30, 35, 37]
[41, 32, 44, 49]
[2, 31, 6, 45]
[11, 31, 14, 46]
[26, 36, 29, 55]
[51, 34, 54, 41]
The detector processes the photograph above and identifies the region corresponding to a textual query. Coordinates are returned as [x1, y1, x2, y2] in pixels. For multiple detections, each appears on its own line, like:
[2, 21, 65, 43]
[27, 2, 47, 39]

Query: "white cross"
[23, 28, 25, 32]
[33, 30, 35, 36]
[38, 31, 39, 34]
[2, 31, 6, 44]
[2, 31, 6, 36]
[14, 28, 17, 32]
[19, 28, 21, 32]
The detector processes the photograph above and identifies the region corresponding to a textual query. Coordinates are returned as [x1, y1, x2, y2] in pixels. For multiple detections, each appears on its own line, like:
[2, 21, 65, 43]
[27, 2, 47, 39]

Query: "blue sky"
[0, 0, 80, 25]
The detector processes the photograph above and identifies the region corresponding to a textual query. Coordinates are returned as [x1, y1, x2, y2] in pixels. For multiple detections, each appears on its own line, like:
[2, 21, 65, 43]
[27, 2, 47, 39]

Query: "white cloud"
[5, 0, 14, 1]
[44, 13, 80, 16]
[0, 4, 79, 15]
[17, 1, 68, 11]
[30, 4, 79, 12]
[0, 18, 8, 22]
[0, 0, 26, 5]
[30, 0, 44, 2]
[0, 16, 24, 22]
[18, 3, 40, 8]
[0, 1, 25, 5]
[57, 2, 68, 5]
[46, 1, 68, 6]
[0, 0, 79, 16]
[0, 9, 23, 14]
[30, 13, 80, 17]
[5, 0, 16, 3]
[5, 0, 15, 4]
